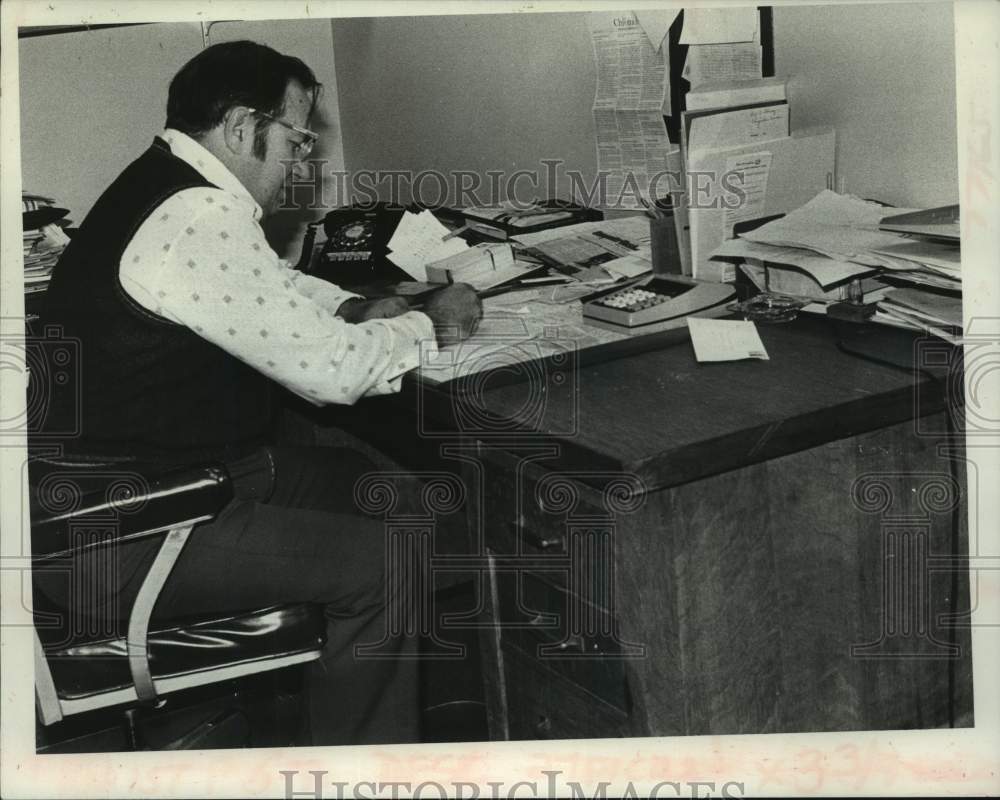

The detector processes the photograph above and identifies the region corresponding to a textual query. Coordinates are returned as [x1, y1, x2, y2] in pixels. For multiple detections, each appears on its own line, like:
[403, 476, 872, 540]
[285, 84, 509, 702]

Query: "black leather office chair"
[29, 457, 326, 750]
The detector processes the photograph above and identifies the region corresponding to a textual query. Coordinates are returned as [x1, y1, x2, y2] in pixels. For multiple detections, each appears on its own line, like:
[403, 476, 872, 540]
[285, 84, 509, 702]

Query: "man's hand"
[421, 283, 483, 347]
[336, 296, 410, 322]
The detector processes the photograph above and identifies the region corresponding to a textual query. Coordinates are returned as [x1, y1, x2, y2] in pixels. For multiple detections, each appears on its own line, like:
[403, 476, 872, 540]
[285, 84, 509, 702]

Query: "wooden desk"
[297, 314, 972, 739]
[407, 314, 973, 739]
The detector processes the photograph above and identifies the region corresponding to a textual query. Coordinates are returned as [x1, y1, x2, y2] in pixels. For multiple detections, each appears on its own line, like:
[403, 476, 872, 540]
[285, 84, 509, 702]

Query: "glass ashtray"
[729, 292, 809, 323]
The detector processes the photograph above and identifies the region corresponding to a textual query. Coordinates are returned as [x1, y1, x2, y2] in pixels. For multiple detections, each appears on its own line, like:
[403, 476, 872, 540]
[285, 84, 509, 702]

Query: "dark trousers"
[37, 446, 420, 746]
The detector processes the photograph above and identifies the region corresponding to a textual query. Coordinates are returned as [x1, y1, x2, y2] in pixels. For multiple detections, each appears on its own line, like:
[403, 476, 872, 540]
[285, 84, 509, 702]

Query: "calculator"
[582, 275, 736, 335]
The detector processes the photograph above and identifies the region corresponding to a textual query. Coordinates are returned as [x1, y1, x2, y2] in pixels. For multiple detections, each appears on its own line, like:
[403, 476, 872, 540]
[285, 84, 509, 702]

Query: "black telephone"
[295, 202, 412, 288]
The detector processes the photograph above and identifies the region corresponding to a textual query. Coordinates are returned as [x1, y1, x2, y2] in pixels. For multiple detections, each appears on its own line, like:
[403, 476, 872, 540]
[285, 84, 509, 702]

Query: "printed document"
[683, 42, 762, 87]
[589, 11, 673, 208]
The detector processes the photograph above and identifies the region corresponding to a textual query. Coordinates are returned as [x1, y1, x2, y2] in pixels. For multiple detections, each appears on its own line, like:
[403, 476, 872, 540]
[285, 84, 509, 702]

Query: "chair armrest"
[31, 463, 233, 558]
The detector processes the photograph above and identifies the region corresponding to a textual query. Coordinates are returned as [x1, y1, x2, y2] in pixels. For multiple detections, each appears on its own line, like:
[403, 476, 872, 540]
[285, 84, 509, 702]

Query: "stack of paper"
[22, 193, 71, 294]
[738, 191, 961, 286]
[877, 287, 963, 344]
[710, 190, 963, 341]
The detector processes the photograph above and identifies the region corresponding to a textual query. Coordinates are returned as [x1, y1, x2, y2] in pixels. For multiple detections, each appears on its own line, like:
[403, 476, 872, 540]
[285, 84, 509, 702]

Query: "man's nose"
[290, 159, 309, 181]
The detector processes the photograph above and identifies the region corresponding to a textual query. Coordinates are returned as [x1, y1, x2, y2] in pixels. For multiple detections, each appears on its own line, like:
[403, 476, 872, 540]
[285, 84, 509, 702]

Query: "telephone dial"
[295, 202, 412, 288]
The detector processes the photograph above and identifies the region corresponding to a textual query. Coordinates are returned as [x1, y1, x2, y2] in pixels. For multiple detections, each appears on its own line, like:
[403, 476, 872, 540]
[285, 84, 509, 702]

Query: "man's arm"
[120, 187, 437, 404]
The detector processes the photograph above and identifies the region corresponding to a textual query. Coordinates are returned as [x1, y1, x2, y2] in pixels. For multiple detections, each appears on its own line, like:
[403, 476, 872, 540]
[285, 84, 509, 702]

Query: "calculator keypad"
[596, 288, 669, 312]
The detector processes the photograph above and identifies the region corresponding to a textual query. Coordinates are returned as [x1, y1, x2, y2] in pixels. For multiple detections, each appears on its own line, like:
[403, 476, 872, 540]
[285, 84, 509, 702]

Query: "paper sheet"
[711, 238, 873, 288]
[602, 253, 653, 279]
[872, 240, 961, 274]
[688, 105, 788, 153]
[741, 190, 915, 262]
[680, 7, 758, 45]
[386, 210, 469, 281]
[589, 11, 672, 208]
[417, 298, 626, 382]
[635, 9, 681, 51]
[513, 215, 651, 248]
[687, 317, 769, 362]
[683, 41, 762, 86]
[723, 151, 772, 231]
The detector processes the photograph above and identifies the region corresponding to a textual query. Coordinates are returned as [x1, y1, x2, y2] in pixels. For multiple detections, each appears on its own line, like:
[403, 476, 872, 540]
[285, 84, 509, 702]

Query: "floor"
[419, 580, 489, 742]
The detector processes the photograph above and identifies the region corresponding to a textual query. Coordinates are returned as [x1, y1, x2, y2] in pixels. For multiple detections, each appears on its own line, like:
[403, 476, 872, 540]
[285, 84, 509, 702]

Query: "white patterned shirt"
[119, 128, 435, 405]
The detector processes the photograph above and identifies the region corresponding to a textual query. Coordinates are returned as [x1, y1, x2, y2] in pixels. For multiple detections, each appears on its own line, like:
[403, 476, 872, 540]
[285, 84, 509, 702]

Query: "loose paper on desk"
[602, 253, 653, 280]
[711, 238, 872, 288]
[741, 190, 914, 263]
[514, 216, 652, 273]
[589, 11, 672, 208]
[687, 317, 769, 362]
[513, 215, 651, 248]
[680, 7, 758, 45]
[386, 210, 468, 282]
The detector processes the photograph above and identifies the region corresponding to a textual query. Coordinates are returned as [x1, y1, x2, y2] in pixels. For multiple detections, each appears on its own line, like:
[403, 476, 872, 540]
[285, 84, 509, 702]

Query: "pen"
[441, 223, 471, 242]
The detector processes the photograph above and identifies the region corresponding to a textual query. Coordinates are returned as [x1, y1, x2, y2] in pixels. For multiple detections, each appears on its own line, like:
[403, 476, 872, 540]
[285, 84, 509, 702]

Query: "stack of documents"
[710, 190, 963, 341]
[22, 193, 71, 294]
[677, 65, 838, 281]
[876, 287, 963, 345]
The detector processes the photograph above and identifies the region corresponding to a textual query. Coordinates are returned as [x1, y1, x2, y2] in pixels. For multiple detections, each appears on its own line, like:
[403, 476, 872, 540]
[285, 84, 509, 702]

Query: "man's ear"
[222, 106, 254, 156]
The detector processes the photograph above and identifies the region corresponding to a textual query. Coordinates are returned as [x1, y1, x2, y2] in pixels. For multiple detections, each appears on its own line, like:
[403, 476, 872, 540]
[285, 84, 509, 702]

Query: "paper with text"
[687, 317, 769, 362]
[723, 151, 773, 230]
[684, 41, 762, 86]
[688, 105, 788, 153]
[589, 11, 672, 208]
[386, 210, 469, 282]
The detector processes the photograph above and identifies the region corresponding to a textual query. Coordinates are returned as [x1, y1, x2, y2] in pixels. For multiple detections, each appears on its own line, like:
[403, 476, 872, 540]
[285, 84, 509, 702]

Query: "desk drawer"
[482, 457, 609, 558]
[503, 644, 631, 740]
[495, 569, 629, 712]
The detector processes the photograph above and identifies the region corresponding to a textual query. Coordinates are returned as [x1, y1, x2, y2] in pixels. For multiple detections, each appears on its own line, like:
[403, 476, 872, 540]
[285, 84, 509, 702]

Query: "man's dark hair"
[166, 40, 321, 158]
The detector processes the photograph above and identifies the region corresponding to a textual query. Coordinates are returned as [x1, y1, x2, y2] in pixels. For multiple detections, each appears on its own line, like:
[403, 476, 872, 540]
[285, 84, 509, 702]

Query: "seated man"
[36, 40, 481, 745]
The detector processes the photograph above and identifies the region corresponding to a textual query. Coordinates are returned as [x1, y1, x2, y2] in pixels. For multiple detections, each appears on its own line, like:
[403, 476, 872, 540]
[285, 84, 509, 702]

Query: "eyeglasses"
[247, 108, 318, 158]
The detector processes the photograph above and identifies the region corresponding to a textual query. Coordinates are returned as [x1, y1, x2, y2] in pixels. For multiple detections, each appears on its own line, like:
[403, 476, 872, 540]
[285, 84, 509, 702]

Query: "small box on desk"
[425, 243, 530, 291]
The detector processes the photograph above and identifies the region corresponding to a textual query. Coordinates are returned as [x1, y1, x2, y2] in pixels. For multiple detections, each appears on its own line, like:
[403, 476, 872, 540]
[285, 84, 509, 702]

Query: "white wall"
[332, 4, 958, 210]
[773, 2, 958, 208]
[18, 19, 345, 259]
[332, 11, 599, 205]
[19, 4, 959, 248]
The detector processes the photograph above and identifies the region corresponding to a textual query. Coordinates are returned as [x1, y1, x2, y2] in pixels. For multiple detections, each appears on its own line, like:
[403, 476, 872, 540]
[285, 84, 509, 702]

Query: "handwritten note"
[687, 317, 769, 362]
[387, 210, 469, 282]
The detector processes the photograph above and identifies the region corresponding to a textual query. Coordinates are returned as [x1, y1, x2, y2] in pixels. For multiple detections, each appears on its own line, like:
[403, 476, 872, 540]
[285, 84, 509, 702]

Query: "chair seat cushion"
[44, 604, 325, 700]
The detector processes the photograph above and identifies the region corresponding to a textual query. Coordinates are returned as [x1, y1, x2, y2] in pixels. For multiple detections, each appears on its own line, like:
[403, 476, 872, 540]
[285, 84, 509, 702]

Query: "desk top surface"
[414, 315, 955, 490]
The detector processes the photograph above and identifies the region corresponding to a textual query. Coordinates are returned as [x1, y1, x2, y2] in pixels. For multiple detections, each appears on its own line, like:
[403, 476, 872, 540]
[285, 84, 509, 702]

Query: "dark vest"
[44, 138, 277, 462]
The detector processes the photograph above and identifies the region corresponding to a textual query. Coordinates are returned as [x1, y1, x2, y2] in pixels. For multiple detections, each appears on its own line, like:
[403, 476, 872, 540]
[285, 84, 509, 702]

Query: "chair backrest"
[30, 459, 234, 723]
